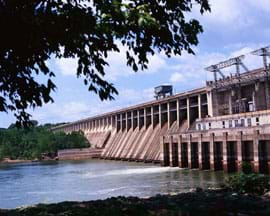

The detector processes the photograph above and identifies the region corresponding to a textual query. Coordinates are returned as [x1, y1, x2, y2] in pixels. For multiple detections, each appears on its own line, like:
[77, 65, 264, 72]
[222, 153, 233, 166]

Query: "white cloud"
[206, 0, 241, 25]
[170, 72, 185, 83]
[105, 43, 167, 80]
[191, 0, 256, 29]
[140, 54, 166, 74]
[113, 87, 154, 108]
[142, 88, 155, 99]
[32, 101, 90, 123]
[55, 57, 78, 76]
[103, 44, 132, 81]
[168, 51, 226, 87]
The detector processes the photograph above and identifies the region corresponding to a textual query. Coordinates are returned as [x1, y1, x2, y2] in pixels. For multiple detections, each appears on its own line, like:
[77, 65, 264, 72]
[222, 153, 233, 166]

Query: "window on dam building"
[196, 114, 269, 131]
[229, 120, 232, 128]
[247, 118, 252, 127]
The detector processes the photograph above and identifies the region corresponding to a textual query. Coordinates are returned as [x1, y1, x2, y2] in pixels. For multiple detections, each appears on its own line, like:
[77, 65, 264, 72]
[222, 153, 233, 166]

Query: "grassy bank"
[1, 189, 270, 216]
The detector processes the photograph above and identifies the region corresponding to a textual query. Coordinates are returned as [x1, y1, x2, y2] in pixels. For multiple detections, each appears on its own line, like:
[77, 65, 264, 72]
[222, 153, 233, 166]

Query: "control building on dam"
[53, 46, 270, 174]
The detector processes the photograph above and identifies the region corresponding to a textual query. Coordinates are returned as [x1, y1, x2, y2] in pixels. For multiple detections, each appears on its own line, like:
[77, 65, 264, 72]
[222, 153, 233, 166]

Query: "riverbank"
[0, 158, 33, 164]
[0, 157, 58, 164]
[1, 189, 270, 216]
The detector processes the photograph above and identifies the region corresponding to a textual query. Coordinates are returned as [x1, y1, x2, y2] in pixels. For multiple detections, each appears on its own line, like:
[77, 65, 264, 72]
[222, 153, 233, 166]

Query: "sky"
[1, 0, 270, 128]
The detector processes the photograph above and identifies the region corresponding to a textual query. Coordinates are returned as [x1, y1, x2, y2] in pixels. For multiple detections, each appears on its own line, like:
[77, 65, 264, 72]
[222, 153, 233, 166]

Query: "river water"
[0, 159, 227, 209]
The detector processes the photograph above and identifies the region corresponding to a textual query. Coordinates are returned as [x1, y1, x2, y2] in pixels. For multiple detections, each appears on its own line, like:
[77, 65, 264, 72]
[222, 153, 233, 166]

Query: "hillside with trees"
[0, 122, 90, 160]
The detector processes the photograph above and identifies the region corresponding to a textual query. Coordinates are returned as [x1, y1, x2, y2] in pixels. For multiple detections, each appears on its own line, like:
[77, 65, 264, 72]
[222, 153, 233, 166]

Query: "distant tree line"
[0, 122, 90, 160]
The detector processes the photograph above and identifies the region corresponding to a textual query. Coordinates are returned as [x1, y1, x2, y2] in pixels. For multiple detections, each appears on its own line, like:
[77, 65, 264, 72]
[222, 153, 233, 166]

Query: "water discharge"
[0, 160, 227, 209]
[83, 166, 180, 178]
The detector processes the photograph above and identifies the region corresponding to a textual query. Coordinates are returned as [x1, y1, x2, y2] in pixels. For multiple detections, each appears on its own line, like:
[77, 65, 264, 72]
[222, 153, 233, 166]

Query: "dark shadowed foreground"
[1, 190, 270, 216]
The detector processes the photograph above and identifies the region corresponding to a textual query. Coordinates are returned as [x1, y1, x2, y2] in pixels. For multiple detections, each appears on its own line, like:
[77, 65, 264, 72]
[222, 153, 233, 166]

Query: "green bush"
[226, 173, 270, 195]
[241, 161, 253, 174]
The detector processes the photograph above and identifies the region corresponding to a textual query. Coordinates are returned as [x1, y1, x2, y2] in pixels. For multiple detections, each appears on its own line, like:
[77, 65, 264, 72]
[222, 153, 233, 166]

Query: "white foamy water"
[82, 166, 180, 179]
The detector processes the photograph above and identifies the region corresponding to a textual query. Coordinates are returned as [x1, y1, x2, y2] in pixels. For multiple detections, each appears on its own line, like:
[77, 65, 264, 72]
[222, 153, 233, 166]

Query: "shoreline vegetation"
[0, 157, 58, 164]
[0, 122, 90, 162]
[1, 188, 270, 216]
[0, 158, 34, 164]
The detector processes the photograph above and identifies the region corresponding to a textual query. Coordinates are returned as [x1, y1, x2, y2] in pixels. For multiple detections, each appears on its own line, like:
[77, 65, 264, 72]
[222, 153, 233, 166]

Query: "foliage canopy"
[0, 123, 90, 160]
[226, 162, 270, 195]
[0, 0, 210, 126]
[226, 173, 270, 195]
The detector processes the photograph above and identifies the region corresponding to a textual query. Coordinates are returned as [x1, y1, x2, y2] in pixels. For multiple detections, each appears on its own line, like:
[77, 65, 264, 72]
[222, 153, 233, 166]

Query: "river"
[0, 159, 227, 209]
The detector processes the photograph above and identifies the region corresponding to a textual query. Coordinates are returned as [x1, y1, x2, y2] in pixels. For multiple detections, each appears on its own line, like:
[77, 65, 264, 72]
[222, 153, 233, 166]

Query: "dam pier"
[54, 46, 270, 174]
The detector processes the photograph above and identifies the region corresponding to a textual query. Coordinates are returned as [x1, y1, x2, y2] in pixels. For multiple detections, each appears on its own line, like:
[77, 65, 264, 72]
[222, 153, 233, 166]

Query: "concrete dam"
[55, 86, 205, 163]
[53, 46, 270, 173]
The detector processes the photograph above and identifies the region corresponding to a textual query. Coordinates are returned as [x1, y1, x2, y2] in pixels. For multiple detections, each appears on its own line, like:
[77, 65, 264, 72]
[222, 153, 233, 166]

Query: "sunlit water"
[0, 159, 227, 209]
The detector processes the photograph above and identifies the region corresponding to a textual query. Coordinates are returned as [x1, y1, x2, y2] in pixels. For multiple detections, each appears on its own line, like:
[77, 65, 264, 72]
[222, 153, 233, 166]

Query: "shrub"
[226, 173, 270, 195]
[241, 161, 253, 174]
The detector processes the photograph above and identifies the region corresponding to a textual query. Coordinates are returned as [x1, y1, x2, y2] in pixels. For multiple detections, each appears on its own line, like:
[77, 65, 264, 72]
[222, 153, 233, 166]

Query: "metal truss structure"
[206, 46, 270, 89]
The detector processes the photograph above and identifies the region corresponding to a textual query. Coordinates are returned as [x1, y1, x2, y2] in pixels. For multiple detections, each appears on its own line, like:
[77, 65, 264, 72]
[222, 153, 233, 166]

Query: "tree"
[0, 0, 210, 126]
[0, 123, 90, 160]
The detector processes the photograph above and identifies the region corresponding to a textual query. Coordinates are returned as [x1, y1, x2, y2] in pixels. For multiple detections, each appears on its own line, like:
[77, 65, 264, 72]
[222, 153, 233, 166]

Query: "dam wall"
[53, 87, 208, 163]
